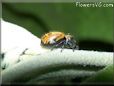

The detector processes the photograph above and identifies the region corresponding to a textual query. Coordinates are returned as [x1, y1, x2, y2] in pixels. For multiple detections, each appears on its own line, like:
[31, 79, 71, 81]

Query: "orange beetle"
[41, 31, 79, 51]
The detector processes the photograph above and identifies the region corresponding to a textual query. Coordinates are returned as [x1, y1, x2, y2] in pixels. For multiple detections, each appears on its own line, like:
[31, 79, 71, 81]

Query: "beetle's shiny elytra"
[41, 32, 79, 51]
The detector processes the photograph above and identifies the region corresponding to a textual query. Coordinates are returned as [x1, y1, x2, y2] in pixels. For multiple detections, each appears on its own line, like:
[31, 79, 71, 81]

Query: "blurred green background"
[2, 3, 114, 51]
[2, 3, 113, 52]
[2, 3, 114, 84]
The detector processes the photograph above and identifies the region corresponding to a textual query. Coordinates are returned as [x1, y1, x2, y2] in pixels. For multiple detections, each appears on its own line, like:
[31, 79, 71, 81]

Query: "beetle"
[40, 31, 79, 51]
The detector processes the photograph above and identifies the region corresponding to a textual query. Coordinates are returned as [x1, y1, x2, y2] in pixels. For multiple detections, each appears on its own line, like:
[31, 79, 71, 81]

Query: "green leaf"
[80, 65, 114, 84]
